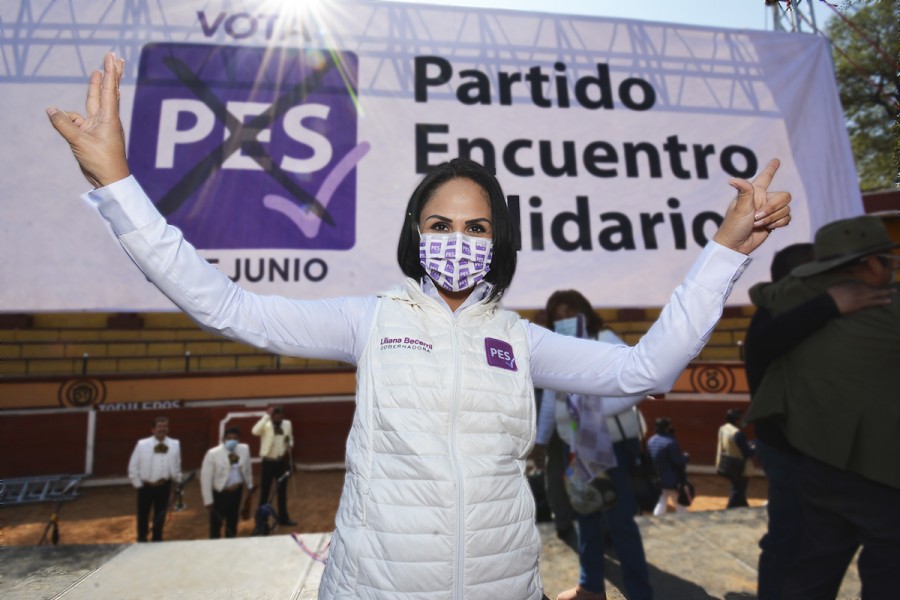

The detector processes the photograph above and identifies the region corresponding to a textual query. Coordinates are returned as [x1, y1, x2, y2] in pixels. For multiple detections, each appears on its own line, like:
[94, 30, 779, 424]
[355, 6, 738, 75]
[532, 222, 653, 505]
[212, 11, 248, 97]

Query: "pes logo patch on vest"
[128, 43, 367, 250]
[485, 338, 517, 371]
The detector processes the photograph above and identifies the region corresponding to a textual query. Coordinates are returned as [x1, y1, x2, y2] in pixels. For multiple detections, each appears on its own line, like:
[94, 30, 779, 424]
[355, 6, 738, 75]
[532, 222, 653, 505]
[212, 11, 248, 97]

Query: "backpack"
[252, 503, 278, 536]
[612, 411, 662, 514]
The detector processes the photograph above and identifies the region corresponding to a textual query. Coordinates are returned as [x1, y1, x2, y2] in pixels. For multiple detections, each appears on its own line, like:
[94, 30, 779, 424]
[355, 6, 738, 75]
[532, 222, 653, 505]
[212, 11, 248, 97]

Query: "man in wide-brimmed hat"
[746, 215, 899, 599]
[743, 239, 893, 600]
[791, 215, 900, 278]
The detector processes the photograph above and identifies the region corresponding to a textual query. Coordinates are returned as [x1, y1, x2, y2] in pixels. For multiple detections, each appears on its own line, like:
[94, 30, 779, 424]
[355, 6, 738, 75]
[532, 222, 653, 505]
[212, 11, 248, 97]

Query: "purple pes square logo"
[485, 338, 517, 371]
[128, 43, 366, 250]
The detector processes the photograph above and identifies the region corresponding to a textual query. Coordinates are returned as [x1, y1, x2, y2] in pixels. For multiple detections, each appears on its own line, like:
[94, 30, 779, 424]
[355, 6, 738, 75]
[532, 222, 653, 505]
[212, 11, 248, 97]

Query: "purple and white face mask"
[419, 232, 493, 292]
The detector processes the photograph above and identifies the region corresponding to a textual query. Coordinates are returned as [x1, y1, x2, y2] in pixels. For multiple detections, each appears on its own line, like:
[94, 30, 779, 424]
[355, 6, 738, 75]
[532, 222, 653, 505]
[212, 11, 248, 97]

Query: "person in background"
[201, 426, 254, 539]
[608, 406, 654, 514]
[252, 406, 296, 526]
[127, 416, 182, 542]
[744, 241, 892, 600]
[648, 417, 688, 516]
[535, 289, 653, 600]
[542, 410, 576, 540]
[530, 308, 576, 541]
[746, 216, 899, 599]
[47, 53, 791, 600]
[716, 408, 755, 508]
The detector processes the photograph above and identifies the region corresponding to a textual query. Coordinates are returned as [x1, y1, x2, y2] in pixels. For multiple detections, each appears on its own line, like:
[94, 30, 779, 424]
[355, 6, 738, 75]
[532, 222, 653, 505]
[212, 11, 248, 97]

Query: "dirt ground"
[0, 471, 767, 547]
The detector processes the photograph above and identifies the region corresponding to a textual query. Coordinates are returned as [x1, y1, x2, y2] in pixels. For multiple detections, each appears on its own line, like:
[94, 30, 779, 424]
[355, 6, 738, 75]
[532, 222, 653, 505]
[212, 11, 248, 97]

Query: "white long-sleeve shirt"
[535, 330, 646, 446]
[86, 176, 748, 402]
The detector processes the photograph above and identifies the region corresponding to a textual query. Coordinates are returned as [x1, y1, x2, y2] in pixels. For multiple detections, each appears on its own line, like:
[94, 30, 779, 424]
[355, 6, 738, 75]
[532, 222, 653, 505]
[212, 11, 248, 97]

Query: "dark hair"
[224, 427, 241, 437]
[770, 243, 815, 282]
[152, 416, 168, 427]
[725, 409, 743, 425]
[545, 289, 605, 338]
[654, 417, 673, 434]
[396, 158, 519, 302]
[271, 406, 283, 414]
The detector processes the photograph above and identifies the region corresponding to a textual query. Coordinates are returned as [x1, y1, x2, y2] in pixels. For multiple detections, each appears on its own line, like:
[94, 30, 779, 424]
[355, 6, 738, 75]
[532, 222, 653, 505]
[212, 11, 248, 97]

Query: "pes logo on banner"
[128, 43, 364, 250]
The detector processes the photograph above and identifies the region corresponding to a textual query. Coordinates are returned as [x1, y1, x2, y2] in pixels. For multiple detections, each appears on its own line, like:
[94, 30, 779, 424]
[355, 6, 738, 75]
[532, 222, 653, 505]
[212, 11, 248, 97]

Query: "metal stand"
[1, 474, 83, 505]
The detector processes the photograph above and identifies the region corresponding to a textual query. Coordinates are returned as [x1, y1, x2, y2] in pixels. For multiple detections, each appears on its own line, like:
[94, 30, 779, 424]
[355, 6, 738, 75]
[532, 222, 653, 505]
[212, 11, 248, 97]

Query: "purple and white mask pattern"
[419, 232, 493, 292]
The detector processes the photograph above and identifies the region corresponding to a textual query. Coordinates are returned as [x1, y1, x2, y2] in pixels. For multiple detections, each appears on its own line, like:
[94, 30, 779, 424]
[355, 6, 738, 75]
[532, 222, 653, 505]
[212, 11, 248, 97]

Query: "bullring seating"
[1, 307, 752, 378]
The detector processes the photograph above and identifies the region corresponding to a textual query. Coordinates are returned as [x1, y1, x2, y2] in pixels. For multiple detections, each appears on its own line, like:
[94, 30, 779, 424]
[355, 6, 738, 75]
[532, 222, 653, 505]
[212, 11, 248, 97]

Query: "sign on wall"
[0, 1, 861, 310]
[129, 43, 363, 252]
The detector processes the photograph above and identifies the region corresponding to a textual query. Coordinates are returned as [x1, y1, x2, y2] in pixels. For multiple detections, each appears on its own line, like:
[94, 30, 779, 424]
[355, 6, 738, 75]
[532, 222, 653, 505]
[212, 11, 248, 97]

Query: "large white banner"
[0, 1, 861, 311]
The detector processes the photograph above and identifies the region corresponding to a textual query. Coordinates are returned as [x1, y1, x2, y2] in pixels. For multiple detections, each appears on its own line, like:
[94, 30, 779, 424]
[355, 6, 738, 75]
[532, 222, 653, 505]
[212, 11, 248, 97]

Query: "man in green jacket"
[746, 215, 899, 599]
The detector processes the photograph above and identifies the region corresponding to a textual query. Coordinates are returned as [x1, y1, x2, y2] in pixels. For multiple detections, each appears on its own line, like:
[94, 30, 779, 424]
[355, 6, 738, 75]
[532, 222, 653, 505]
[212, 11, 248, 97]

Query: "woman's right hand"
[46, 52, 130, 188]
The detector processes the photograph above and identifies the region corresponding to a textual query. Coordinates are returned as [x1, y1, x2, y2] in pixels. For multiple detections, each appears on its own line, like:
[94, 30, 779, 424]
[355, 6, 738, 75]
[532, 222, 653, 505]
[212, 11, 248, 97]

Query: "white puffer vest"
[317, 279, 541, 600]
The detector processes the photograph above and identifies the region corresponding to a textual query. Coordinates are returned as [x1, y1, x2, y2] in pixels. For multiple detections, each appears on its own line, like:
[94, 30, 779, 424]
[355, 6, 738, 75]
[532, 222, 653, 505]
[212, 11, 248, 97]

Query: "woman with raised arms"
[47, 54, 790, 600]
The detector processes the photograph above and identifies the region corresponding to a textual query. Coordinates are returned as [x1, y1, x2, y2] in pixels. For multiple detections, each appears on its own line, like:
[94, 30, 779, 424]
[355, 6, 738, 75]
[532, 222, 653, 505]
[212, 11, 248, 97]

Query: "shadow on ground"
[540, 507, 860, 600]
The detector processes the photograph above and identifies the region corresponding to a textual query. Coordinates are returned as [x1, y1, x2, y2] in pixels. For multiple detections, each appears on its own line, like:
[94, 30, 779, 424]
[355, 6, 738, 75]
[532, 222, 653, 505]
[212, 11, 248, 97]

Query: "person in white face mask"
[200, 427, 254, 539]
[48, 53, 792, 600]
[533, 290, 653, 600]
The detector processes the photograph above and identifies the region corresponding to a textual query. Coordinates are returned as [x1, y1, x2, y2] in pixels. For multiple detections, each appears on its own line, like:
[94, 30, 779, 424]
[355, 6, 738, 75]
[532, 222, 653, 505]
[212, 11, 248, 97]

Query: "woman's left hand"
[713, 158, 792, 255]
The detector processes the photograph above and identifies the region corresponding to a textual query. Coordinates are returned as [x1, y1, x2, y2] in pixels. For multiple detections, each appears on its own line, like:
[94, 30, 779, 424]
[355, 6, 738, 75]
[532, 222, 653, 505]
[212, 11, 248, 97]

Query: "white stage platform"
[2, 534, 330, 600]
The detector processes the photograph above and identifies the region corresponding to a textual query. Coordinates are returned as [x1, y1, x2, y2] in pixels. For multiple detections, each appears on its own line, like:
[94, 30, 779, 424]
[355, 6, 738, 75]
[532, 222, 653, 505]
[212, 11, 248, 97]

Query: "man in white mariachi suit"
[200, 426, 254, 539]
[252, 405, 296, 526]
[127, 416, 182, 542]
